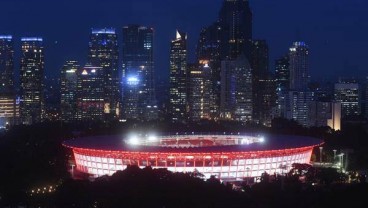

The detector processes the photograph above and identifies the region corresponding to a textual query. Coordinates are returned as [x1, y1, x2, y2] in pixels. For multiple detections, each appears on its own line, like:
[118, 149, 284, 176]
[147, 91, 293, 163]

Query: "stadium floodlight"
[259, 137, 265, 143]
[148, 135, 157, 142]
[128, 134, 139, 145]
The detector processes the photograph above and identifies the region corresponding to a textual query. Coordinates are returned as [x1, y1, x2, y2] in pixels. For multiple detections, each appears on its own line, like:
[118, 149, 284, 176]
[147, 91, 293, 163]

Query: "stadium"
[63, 133, 323, 181]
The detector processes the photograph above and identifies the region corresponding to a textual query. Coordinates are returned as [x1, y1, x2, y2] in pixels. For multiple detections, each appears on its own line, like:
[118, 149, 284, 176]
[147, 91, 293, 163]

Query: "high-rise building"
[250, 40, 271, 124]
[0, 35, 17, 127]
[20, 37, 44, 125]
[169, 30, 188, 122]
[196, 0, 253, 120]
[76, 65, 105, 121]
[188, 61, 212, 121]
[60, 61, 79, 122]
[275, 55, 290, 92]
[258, 78, 277, 126]
[122, 25, 157, 120]
[334, 80, 361, 118]
[0, 36, 14, 94]
[289, 42, 309, 91]
[220, 55, 252, 122]
[285, 91, 314, 126]
[88, 28, 120, 121]
[273, 55, 290, 119]
[197, 23, 222, 119]
[218, 0, 253, 60]
[328, 102, 341, 131]
[308, 101, 341, 130]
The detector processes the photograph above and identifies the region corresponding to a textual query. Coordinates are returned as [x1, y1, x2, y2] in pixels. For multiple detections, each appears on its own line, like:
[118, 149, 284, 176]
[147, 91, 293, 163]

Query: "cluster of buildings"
[0, 0, 367, 128]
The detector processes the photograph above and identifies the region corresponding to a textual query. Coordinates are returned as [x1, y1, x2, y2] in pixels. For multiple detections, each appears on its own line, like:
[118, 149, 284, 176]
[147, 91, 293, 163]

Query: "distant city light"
[21, 37, 43, 42]
[91, 28, 116, 34]
[0, 35, 12, 39]
[127, 76, 139, 85]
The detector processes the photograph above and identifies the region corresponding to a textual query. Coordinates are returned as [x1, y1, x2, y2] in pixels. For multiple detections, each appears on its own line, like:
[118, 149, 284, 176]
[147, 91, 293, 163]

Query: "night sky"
[1, 0, 368, 82]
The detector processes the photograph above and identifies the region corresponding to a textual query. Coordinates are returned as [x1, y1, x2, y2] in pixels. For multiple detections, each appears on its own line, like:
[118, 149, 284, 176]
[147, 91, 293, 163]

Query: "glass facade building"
[169, 30, 188, 122]
[60, 61, 79, 122]
[122, 25, 157, 120]
[88, 28, 120, 121]
[20, 37, 44, 125]
[76, 66, 105, 121]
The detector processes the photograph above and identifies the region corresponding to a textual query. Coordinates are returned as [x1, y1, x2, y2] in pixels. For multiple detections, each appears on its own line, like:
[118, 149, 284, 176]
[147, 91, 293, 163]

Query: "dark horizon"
[1, 0, 368, 82]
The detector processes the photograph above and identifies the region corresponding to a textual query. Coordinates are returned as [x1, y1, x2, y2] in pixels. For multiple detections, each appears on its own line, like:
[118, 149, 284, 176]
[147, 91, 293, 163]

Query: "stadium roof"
[63, 134, 323, 153]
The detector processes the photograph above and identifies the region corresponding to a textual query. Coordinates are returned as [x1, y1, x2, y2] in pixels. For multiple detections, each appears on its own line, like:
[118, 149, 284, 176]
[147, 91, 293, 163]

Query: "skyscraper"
[76, 65, 105, 121]
[289, 42, 309, 91]
[275, 55, 290, 91]
[274, 55, 290, 118]
[197, 23, 222, 119]
[122, 25, 157, 120]
[285, 91, 314, 126]
[188, 61, 212, 121]
[0, 36, 14, 94]
[218, 0, 253, 60]
[169, 30, 188, 122]
[334, 79, 361, 118]
[60, 60, 79, 122]
[196, 0, 253, 120]
[88, 28, 120, 121]
[250, 40, 271, 124]
[0, 35, 17, 127]
[20, 37, 44, 125]
[220, 55, 252, 122]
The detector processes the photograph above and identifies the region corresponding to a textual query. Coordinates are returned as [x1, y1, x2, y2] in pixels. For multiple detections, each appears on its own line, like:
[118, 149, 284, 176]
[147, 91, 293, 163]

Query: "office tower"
[197, 23, 222, 119]
[258, 78, 277, 126]
[328, 102, 341, 130]
[250, 40, 271, 124]
[60, 61, 79, 122]
[275, 55, 290, 91]
[218, 0, 253, 60]
[289, 42, 309, 91]
[122, 25, 157, 120]
[0, 35, 17, 127]
[285, 91, 314, 126]
[20, 37, 44, 125]
[0, 36, 14, 93]
[169, 30, 188, 122]
[334, 79, 361, 118]
[273, 56, 290, 119]
[188, 61, 212, 121]
[76, 65, 105, 121]
[220, 55, 252, 122]
[196, 0, 253, 119]
[308, 101, 341, 130]
[88, 28, 120, 121]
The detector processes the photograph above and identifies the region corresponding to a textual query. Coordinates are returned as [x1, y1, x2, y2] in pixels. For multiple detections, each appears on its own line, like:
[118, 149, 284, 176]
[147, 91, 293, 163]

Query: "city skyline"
[0, 0, 367, 82]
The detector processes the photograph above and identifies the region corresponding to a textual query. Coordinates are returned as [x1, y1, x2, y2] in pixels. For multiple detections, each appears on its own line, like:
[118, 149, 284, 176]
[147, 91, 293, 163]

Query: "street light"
[333, 149, 337, 162]
[339, 153, 345, 172]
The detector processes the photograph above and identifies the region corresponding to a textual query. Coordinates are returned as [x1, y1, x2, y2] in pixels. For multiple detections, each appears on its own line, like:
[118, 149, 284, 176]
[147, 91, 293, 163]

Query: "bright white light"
[148, 135, 157, 142]
[259, 137, 265, 143]
[241, 138, 250, 145]
[127, 76, 139, 85]
[128, 135, 139, 145]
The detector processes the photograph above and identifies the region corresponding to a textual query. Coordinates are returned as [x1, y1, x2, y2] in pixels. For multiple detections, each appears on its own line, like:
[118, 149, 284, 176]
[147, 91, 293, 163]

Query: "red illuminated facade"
[64, 134, 323, 181]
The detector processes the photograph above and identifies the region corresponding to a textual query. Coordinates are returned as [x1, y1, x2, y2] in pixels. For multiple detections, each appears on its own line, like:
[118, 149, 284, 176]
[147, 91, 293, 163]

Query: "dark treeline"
[29, 165, 368, 208]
